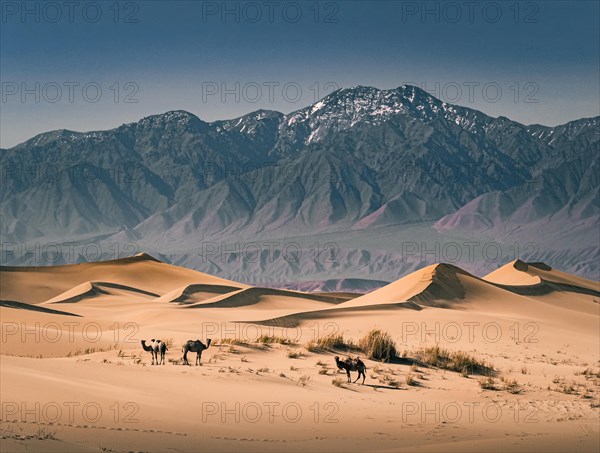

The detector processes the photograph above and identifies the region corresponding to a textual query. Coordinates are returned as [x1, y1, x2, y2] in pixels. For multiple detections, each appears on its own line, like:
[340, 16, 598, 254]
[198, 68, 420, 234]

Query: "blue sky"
[1, 0, 599, 147]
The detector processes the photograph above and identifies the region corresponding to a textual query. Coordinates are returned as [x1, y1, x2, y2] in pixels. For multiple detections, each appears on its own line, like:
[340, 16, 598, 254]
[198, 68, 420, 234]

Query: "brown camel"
[182, 338, 212, 365]
[335, 356, 367, 384]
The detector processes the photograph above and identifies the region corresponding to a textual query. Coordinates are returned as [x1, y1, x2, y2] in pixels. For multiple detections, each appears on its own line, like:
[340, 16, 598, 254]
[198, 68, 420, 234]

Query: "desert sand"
[1, 254, 599, 452]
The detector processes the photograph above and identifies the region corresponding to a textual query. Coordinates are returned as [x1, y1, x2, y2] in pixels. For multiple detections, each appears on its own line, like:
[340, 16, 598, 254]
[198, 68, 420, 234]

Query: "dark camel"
[335, 356, 367, 384]
[182, 338, 212, 365]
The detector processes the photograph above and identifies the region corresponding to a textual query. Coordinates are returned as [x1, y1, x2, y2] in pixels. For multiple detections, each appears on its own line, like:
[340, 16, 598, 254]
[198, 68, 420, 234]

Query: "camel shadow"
[362, 383, 404, 390]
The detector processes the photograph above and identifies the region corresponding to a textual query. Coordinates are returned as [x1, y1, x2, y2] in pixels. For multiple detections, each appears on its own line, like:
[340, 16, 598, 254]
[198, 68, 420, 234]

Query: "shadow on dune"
[494, 280, 600, 298]
[386, 356, 417, 366]
[1, 300, 81, 317]
[164, 284, 241, 304]
[243, 301, 422, 328]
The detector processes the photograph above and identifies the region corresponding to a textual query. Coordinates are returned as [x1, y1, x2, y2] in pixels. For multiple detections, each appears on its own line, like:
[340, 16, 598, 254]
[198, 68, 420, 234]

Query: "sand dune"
[184, 287, 347, 309]
[337, 263, 471, 309]
[237, 264, 515, 325]
[341, 261, 599, 310]
[245, 261, 600, 326]
[485, 259, 600, 292]
[42, 281, 160, 304]
[1, 255, 599, 452]
[0, 252, 248, 304]
[153, 283, 241, 304]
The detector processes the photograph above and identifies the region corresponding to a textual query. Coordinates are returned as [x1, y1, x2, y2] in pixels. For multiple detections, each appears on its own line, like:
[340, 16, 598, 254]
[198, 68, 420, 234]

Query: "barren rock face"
[2, 86, 598, 283]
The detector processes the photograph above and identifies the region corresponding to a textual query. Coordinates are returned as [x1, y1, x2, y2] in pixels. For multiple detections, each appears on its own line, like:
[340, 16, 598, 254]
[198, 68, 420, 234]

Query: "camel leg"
[346, 370, 351, 383]
[182, 351, 188, 366]
[356, 371, 365, 384]
[354, 370, 365, 384]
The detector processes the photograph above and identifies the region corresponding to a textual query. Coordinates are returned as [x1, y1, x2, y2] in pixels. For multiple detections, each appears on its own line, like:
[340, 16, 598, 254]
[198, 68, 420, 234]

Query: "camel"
[155, 339, 167, 365]
[335, 356, 367, 384]
[141, 339, 157, 365]
[182, 338, 212, 365]
[141, 339, 167, 365]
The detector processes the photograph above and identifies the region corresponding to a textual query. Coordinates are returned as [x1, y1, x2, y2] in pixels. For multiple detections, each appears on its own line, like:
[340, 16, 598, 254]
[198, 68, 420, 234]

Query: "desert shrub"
[555, 381, 579, 395]
[35, 426, 58, 440]
[414, 345, 493, 375]
[219, 338, 248, 345]
[576, 368, 600, 379]
[331, 377, 345, 387]
[305, 333, 354, 352]
[479, 376, 496, 390]
[257, 335, 293, 345]
[380, 374, 400, 388]
[387, 378, 400, 388]
[358, 329, 397, 362]
[503, 378, 521, 394]
[298, 375, 310, 387]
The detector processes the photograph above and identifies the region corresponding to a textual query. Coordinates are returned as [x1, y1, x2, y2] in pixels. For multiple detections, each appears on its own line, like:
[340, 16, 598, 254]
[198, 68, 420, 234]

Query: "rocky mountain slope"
[2, 86, 598, 283]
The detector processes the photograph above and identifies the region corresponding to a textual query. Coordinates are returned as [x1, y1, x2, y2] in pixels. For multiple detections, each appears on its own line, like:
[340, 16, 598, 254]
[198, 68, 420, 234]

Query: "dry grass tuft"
[305, 333, 355, 352]
[331, 377, 346, 387]
[358, 329, 397, 362]
[219, 338, 248, 346]
[478, 376, 497, 390]
[257, 335, 293, 345]
[414, 345, 493, 375]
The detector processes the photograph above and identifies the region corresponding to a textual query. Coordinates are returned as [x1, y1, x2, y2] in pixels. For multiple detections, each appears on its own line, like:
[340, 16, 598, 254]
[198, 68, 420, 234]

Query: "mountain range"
[1, 85, 598, 286]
